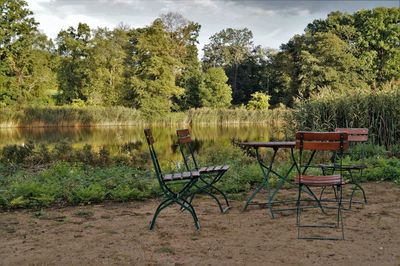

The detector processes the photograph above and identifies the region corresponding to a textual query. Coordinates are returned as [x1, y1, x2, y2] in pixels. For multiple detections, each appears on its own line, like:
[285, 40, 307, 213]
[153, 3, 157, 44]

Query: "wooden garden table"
[240, 141, 297, 218]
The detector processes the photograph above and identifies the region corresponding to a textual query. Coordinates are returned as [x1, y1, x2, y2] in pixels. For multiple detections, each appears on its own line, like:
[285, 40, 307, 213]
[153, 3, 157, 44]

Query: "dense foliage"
[0, 1, 398, 115]
[292, 82, 400, 147]
[0, 140, 399, 209]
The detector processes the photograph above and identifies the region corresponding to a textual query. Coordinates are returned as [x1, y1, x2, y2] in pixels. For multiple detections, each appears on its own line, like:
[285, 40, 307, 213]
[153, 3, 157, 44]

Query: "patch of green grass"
[155, 246, 175, 254]
[74, 210, 94, 219]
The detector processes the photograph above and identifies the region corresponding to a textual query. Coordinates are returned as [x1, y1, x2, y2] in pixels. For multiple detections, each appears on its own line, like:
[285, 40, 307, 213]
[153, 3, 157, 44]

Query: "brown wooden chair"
[295, 131, 349, 240]
[319, 128, 368, 208]
[176, 129, 230, 213]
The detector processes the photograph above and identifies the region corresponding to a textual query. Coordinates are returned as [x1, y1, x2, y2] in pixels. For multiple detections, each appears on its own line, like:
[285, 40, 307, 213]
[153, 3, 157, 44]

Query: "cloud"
[225, 0, 399, 15]
[26, 0, 399, 49]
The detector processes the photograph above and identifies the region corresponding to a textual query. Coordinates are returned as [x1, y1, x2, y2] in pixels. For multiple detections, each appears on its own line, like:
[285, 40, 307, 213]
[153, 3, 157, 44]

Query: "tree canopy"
[0, 2, 398, 113]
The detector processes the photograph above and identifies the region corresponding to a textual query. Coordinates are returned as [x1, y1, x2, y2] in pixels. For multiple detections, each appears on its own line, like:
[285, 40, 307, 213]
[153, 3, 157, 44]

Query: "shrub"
[247, 92, 271, 110]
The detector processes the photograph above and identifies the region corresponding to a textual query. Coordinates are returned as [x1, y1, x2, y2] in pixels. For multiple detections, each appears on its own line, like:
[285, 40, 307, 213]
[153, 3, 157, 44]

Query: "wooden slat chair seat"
[198, 165, 230, 173]
[144, 128, 201, 230]
[295, 174, 345, 186]
[176, 129, 230, 213]
[318, 128, 368, 209]
[163, 171, 200, 182]
[295, 131, 349, 240]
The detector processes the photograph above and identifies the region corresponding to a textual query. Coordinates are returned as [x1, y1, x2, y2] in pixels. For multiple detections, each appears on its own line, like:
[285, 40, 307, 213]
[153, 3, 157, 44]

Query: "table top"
[240, 141, 296, 149]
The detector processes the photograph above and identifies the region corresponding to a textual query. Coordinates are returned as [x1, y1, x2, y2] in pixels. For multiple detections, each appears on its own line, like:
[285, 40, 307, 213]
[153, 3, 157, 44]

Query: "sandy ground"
[0, 182, 399, 266]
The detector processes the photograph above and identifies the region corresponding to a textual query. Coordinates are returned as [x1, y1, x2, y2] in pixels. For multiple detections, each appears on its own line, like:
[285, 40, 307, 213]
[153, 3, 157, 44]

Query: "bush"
[247, 92, 271, 110]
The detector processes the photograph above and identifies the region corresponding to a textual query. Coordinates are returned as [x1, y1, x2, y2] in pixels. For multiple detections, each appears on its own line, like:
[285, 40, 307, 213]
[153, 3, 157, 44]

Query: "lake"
[0, 125, 285, 161]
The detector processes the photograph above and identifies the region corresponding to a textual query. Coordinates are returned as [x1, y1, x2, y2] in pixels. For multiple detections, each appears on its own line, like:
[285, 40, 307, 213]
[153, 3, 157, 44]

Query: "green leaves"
[247, 92, 270, 110]
[200, 67, 232, 108]
[0, 0, 56, 106]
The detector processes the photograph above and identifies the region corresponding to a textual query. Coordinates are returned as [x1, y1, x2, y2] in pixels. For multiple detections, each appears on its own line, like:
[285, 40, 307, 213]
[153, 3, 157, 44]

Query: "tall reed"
[291, 82, 400, 147]
[0, 106, 286, 128]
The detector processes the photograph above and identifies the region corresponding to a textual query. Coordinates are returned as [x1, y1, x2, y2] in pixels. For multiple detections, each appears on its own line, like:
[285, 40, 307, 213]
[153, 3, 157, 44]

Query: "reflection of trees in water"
[0, 125, 280, 160]
[170, 139, 204, 154]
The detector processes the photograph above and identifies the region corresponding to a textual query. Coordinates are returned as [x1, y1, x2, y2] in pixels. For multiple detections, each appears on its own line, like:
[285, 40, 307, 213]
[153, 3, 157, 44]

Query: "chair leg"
[177, 198, 200, 230]
[348, 170, 367, 209]
[304, 185, 327, 214]
[319, 186, 327, 202]
[338, 185, 345, 240]
[196, 185, 225, 213]
[210, 185, 230, 211]
[296, 184, 303, 238]
[185, 173, 230, 213]
[149, 198, 174, 230]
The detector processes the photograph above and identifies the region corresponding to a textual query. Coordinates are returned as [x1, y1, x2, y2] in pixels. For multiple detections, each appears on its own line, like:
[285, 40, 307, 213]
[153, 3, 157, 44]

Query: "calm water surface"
[0, 125, 285, 158]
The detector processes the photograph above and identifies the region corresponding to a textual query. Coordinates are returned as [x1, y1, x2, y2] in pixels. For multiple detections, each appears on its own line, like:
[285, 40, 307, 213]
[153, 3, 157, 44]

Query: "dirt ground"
[1, 182, 399, 266]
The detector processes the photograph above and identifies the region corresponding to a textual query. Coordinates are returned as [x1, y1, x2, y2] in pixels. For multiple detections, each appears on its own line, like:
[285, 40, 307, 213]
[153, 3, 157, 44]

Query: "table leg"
[242, 148, 277, 211]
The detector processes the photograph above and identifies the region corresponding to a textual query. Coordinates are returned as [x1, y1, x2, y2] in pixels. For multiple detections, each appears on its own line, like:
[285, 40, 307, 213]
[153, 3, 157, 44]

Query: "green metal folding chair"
[295, 131, 349, 240]
[176, 129, 230, 213]
[319, 128, 368, 209]
[144, 128, 201, 230]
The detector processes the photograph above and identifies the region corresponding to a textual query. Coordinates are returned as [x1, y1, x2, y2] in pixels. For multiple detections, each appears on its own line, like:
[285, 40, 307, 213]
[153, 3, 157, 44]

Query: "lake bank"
[0, 106, 287, 128]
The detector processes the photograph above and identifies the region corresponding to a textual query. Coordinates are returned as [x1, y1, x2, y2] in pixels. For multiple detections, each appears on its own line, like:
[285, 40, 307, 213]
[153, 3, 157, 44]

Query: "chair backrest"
[295, 132, 349, 174]
[176, 129, 199, 171]
[335, 128, 368, 143]
[144, 128, 165, 188]
[296, 132, 349, 151]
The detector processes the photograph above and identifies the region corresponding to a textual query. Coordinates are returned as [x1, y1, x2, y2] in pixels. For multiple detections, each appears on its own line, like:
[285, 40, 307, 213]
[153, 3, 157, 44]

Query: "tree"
[247, 92, 270, 110]
[56, 23, 92, 104]
[269, 8, 399, 106]
[86, 26, 129, 106]
[160, 12, 203, 110]
[202, 28, 253, 103]
[0, 0, 56, 106]
[200, 67, 232, 108]
[125, 20, 184, 117]
[354, 8, 400, 86]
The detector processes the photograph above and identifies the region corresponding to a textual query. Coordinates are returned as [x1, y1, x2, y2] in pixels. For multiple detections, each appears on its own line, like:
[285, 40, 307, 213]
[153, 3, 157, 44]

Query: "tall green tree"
[200, 67, 232, 108]
[202, 28, 253, 104]
[354, 8, 400, 85]
[273, 7, 399, 106]
[0, 0, 55, 106]
[125, 19, 184, 117]
[86, 26, 129, 106]
[56, 23, 92, 104]
[160, 12, 203, 110]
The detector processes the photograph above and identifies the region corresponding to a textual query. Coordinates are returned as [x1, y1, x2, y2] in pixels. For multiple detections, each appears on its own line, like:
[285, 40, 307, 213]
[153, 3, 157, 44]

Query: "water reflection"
[0, 125, 282, 157]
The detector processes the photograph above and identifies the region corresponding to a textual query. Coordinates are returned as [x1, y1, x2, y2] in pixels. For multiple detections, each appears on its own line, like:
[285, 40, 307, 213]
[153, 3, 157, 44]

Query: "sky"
[26, 0, 399, 52]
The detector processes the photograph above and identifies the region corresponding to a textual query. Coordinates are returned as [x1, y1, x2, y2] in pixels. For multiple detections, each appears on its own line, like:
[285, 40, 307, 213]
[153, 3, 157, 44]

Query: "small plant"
[1, 141, 34, 164]
[76, 144, 96, 165]
[98, 146, 110, 165]
[156, 246, 175, 254]
[54, 140, 73, 161]
[37, 144, 52, 163]
[247, 92, 271, 110]
[74, 210, 94, 218]
[75, 183, 106, 203]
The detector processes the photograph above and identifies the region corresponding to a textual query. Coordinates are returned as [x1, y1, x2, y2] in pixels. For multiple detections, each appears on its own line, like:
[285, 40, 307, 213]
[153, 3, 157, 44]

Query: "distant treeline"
[1, 1, 399, 116]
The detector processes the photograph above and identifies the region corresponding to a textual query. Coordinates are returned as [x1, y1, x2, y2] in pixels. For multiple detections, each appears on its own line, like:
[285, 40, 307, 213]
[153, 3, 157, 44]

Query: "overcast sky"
[27, 0, 399, 51]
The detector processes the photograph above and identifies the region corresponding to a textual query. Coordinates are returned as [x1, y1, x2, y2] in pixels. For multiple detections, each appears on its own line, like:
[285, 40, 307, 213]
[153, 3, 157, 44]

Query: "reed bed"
[291, 82, 400, 147]
[187, 107, 286, 126]
[0, 106, 286, 128]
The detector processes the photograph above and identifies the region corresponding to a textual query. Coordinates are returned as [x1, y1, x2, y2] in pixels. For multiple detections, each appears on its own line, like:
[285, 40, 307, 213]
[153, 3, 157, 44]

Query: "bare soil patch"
[1, 182, 399, 265]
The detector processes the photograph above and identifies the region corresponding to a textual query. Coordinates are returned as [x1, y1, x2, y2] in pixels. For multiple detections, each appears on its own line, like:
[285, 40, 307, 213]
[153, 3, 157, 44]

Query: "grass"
[75, 210, 94, 219]
[0, 138, 399, 210]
